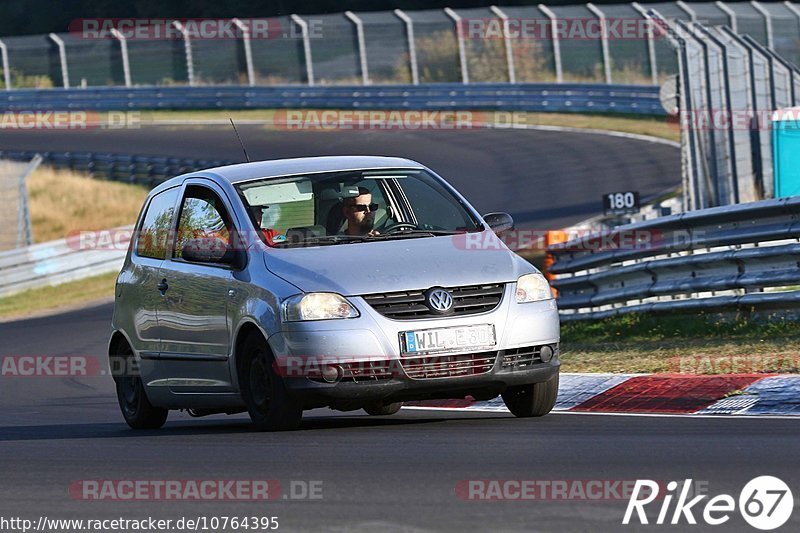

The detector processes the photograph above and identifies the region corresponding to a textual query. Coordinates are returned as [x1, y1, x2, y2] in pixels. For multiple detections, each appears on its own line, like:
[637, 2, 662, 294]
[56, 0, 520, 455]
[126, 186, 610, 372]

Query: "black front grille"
[500, 346, 550, 370]
[362, 284, 505, 320]
[339, 360, 394, 382]
[401, 351, 498, 379]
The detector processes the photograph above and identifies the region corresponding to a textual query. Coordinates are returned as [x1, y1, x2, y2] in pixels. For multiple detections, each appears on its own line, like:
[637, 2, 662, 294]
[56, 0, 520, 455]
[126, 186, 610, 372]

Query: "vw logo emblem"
[425, 288, 454, 313]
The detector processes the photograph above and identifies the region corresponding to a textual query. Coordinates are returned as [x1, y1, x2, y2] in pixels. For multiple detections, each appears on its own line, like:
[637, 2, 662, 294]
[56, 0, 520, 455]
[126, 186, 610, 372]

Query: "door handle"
[157, 279, 169, 294]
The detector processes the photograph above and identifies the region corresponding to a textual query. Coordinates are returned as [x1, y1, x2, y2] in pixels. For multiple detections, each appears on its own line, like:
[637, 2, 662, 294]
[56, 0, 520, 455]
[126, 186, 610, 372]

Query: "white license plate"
[401, 324, 496, 355]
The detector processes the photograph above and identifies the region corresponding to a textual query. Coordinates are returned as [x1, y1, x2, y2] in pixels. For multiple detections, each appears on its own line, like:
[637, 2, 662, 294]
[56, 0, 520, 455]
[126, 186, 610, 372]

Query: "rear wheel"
[501, 373, 559, 418]
[363, 401, 403, 416]
[114, 344, 168, 429]
[239, 334, 302, 431]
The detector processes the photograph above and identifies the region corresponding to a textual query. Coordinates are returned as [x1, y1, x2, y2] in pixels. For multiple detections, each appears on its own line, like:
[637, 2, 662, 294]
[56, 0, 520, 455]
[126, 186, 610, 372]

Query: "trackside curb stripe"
[411, 373, 800, 415]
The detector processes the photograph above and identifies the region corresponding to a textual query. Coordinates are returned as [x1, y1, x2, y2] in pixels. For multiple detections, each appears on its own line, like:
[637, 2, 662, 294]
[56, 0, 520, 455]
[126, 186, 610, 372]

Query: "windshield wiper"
[379, 229, 464, 237]
[273, 230, 467, 248]
[273, 235, 369, 248]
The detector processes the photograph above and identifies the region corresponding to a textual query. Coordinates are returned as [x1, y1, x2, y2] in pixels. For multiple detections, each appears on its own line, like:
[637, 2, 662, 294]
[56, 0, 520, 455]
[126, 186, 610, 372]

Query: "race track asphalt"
[1, 299, 798, 532]
[2, 126, 798, 531]
[0, 125, 680, 229]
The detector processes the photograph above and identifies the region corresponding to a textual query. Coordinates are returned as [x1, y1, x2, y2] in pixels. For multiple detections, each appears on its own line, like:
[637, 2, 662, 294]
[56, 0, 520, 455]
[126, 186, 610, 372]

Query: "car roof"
[149, 156, 427, 196]
[208, 155, 424, 183]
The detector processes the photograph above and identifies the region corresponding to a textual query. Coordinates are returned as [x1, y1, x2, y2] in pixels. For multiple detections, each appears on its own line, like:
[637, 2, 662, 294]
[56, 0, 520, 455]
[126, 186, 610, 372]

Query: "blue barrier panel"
[0, 84, 665, 115]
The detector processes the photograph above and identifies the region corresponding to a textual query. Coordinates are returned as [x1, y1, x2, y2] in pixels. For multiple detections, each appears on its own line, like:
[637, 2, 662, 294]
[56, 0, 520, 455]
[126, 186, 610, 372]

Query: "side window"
[173, 185, 233, 260]
[136, 187, 180, 260]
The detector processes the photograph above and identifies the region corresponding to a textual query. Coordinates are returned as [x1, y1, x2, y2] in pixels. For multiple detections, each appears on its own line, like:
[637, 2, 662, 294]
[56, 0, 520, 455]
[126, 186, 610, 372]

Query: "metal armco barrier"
[0, 84, 665, 115]
[0, 227, 132, 297]
[548, 196, 800, 320]
[0, 150, 234, 187]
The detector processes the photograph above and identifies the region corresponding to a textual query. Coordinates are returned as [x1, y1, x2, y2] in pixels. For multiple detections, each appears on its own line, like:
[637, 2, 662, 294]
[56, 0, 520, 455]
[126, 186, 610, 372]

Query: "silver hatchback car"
[110, 156, 560, 431]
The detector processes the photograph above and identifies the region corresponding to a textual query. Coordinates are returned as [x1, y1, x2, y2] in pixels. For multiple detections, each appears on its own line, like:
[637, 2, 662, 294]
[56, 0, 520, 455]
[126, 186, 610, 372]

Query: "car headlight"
[282, 292, 360, 322]
[515, 273, 553, 303]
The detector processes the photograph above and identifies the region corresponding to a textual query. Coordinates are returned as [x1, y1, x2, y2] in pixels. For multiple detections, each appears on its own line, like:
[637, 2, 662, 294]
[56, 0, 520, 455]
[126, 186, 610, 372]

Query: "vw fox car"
[110, 156, 560, 431]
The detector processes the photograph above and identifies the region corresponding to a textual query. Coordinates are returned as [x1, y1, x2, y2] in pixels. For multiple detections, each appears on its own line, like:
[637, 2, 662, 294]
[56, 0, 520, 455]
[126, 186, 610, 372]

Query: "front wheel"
[239, 334, 303, 431]
[363, 401, 403, 416]
[501, 373, 559, 418]
[114, 345, 168, 429]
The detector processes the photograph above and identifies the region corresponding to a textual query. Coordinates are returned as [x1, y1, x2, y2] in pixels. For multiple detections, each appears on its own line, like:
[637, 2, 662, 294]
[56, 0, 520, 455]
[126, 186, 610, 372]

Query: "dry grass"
[511, 112, 679, 142]
[141, 109, 679, 142]
[27, 166, 148, 243]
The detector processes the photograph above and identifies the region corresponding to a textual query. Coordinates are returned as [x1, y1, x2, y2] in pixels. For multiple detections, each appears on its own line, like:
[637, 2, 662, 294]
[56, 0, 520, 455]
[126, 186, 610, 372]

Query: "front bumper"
[267, 289, 560, 409]
[282, 349, 560, 408]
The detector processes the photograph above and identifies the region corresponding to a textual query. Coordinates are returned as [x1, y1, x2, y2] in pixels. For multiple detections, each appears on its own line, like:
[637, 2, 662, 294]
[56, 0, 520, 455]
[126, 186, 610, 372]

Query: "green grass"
[0, 272, 117, 321]
[561, 313, 800, 374]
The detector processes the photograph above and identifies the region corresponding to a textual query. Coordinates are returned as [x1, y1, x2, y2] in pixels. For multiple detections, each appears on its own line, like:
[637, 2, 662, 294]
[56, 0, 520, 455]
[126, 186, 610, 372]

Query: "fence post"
[750, 1, 774, 49]
[110, 28, 131, 87]
[786, 1, 800, 22]
[632, 2, 659, 85]
[0, 39, 11, 90]
[676, 1, 697, 21]
[444, 8, 469, 84]
[538, 5, 563, 83]
[695, 23, 740, 204]
[170, 21, 194, 86]
[490, 6, 516, 83]
[48, 33, 70, 88]
[587, 3, 612, 84]
[345, 11, 370, 85]
[291, 14, 315, 86]
[394, 9, 419, 85]
[715, 2, 738, 33]
[232, 18, 255, 86]
[16, 154, 42, 248]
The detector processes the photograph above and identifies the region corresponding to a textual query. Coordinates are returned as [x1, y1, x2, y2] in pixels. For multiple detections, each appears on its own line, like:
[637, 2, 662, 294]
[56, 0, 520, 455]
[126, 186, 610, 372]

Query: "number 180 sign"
[603, 191, 640, 215]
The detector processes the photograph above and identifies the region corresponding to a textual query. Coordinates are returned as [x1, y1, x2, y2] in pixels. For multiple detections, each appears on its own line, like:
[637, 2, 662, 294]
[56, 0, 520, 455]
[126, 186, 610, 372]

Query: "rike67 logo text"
[624, 477, 793, 530]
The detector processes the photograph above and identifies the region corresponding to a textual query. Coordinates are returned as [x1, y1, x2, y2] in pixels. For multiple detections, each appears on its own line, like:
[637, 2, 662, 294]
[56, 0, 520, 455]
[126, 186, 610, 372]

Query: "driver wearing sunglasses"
[341, 187, 381, 236]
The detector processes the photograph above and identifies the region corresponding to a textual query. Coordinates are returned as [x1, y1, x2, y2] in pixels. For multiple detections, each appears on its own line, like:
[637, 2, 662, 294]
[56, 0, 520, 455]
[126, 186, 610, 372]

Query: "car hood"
[263, 231, 530, 296]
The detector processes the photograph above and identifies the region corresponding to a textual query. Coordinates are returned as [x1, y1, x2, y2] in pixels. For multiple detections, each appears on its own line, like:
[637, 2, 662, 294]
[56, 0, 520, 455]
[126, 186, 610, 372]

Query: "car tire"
[114, 344, 169, 430]
[501, 373, 559, 418]
[239, 333, 303, 431]
[363, 401, 403, 416]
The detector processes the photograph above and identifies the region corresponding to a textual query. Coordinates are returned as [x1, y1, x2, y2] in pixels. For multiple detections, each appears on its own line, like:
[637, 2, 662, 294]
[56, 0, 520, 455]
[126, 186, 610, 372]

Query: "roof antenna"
[229, 118, 251, 162]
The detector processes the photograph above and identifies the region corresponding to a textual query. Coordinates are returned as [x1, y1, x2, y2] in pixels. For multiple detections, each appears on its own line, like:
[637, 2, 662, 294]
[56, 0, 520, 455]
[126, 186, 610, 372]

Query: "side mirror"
[482, 212, 514, 234]
[181, 237, 229, 264]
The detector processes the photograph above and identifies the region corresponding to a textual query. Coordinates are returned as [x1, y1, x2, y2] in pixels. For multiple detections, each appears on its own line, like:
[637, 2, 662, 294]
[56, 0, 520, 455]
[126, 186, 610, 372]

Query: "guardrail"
[0, 84, 665, 115]
[0, 227, 132, 298]
[0, 148, 233, 296]
[548, 197, 800, 320]
[0, 150, 234, 187]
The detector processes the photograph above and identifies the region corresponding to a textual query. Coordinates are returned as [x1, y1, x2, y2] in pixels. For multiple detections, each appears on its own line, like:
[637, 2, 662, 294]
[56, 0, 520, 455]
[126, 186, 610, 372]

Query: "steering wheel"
[381, 222, 419, 234]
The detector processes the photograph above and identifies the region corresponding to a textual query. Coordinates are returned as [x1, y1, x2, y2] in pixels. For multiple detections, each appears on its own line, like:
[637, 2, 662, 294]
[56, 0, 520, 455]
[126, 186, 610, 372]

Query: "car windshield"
[235, 168, 483, 247]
